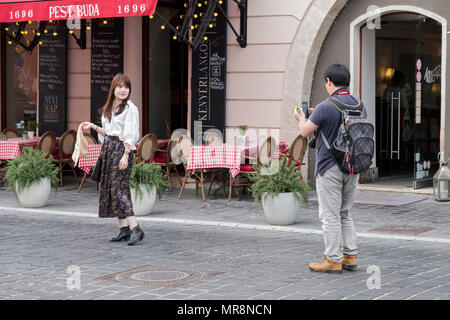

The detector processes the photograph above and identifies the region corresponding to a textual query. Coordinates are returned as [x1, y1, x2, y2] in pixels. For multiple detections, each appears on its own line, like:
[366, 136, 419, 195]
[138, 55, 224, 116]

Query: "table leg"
[77, 172, 87, 193]
[212, 170, 240, 200]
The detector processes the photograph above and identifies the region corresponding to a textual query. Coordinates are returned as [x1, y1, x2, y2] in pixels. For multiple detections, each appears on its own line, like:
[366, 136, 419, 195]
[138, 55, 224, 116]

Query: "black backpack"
[320, 97, 374, 175]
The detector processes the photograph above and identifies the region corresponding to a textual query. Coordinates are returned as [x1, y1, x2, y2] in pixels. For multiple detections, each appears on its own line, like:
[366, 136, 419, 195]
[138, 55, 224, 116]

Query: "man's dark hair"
[324, 64, 351, 87]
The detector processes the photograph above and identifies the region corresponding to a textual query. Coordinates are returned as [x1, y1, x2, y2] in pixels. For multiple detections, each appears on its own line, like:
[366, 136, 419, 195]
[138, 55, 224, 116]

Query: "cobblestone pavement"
[1, 181, 450, 300]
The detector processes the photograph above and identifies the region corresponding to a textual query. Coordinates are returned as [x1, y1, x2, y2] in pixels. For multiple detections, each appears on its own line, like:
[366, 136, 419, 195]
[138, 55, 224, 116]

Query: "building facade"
[1, 0, 449, 189]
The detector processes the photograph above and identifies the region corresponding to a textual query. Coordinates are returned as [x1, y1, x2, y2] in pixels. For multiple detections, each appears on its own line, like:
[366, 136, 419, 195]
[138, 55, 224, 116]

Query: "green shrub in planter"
[130, 161, 168, 201]
[4, 147, 59, 194]
[249, 156, 309, 206]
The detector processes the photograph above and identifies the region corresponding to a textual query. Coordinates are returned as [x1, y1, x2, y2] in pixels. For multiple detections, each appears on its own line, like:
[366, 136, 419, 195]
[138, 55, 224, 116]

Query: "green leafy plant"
[4, 147, 59, 194]
[130, 161, 168, 201]
[27, 120, 37, 131]
[249, 156, 309, 206]
[238, 125, 248, 135]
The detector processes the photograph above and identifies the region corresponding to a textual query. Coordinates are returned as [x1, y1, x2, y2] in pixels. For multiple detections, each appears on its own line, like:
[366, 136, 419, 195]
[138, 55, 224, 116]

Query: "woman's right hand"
[81, 122, 94, 130]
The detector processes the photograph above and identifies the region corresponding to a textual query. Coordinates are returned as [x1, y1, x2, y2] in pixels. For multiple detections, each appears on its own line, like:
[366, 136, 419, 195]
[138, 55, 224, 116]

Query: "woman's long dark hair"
[102, 73, 132, 122]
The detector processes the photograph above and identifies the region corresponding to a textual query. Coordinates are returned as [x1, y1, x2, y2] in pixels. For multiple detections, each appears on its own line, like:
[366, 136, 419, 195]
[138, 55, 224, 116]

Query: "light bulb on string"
[209, 24, 213, 28]
[198, 3, 202, 7]
[161, 25, 165, 30]
[214, 12, 218, 17]
[149, 15, 154, 19]
[194, 14, 198, 19]
[173, 35, 177, 40]
[8, 40, 12, 45]
[103, 20, 108, 24]
[53, 32, 58, 36]
[203, 36, 208, 41]
[87, 26, 91, 30]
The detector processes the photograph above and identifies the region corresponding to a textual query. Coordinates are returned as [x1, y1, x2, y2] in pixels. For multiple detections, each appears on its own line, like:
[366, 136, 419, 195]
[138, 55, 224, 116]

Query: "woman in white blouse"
[82, 73, 144, 245]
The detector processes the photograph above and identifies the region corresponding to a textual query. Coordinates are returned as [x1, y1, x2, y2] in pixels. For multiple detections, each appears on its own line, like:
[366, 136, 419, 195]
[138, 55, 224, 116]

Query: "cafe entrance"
[372, 13, 442, 188]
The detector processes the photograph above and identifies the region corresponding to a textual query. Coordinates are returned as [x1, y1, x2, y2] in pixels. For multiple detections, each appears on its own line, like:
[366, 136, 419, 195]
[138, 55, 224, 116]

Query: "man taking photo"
[294, 64, 366, 273]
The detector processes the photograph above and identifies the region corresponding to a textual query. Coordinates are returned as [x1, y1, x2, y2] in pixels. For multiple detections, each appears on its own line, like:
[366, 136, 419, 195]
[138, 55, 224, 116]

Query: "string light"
[36, 32, 41, 36]
[194, 14, 198, 19]
[184, 3, 188, 7]
[8, 40, 12, 45]
[173, 35, 177, 40]
[149, 15, 154, 19]
[69, 30, 74, 34]
[53, 32, 58, 36]
[103, 20, 108, 24]
[39, 41, 43, 45]
[44, 29, 48, 33]
[219, 0, 223, 4]
[87, 26, 91, 30]
[209, 24, 213, 28]
[4, 27, 9, 31]
[198, 3, 202, 7]
[203, 36, 208, 41]
[214, 12, 218, 17]
[161, 25, 166, 30]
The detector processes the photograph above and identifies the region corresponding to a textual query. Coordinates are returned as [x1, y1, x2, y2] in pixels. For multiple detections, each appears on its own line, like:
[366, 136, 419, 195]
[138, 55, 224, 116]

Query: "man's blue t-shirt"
[309, 88, 364, 176]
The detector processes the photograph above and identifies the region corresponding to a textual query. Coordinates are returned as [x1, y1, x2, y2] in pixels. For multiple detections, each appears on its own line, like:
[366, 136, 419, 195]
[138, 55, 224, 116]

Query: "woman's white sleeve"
[97, 117, 105, 144]
[121, 107, 140, 149]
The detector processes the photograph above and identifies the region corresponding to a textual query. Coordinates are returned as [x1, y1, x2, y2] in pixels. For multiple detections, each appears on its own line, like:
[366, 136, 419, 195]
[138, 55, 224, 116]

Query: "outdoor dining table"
[183, 140, 289, 200]
[76, 139, 170, 192]
[0, 136, 62, 160]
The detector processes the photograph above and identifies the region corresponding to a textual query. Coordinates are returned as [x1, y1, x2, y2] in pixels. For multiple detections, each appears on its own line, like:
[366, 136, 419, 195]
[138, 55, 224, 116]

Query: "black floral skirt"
[98, 136, 134, 219]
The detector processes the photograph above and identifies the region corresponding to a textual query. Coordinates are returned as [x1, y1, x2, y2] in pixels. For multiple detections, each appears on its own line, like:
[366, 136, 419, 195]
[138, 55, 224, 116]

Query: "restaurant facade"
[1, 0, 450, 189]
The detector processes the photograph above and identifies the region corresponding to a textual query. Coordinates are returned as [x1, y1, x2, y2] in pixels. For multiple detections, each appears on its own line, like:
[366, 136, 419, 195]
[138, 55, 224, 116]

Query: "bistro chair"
[288, 134, 308, 172]
[1, 128, 19, 139]
[136, 133, 157, 163]
[37, 131, 56, 157]
[227, 136, 277, 201]
[52, 129, 77, 186]
[84, 133, 98, 145]
[153, 137, 182, 191]
[177, 136, 208, 200]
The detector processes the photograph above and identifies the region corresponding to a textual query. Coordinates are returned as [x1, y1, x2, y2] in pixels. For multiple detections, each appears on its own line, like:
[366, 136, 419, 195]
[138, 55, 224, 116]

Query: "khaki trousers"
[316, 165, 359, 262]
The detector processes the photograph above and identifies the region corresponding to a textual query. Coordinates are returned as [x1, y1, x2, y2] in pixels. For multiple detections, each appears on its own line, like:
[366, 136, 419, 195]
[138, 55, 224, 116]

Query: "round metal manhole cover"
[127, 270, 192, 282]
[96, 264, 223, 288]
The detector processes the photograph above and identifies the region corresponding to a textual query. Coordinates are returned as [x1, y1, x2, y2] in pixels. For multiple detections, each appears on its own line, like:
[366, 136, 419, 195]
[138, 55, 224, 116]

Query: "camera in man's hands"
[294, 101, 310, 119]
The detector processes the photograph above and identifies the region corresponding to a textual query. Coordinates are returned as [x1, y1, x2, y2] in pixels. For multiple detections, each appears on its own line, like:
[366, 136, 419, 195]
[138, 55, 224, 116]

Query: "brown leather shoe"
[309, 255, 342, 274]
[342, 254, 357, 271]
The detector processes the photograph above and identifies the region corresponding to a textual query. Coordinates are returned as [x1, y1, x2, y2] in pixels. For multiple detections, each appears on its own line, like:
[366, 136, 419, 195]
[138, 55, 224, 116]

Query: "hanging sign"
[191, 0, 227, 144]
[0, 0, 158, 23]
[38, 20, 67, 136]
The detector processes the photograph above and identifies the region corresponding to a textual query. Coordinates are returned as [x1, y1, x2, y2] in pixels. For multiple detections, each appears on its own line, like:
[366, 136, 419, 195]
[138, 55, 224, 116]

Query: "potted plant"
[27, 120, 37, 138]
[237, 125, 248, 145]
[4, 147, 59, 208]
[130, 161, 168, 216]
[249, 156, 309, 225]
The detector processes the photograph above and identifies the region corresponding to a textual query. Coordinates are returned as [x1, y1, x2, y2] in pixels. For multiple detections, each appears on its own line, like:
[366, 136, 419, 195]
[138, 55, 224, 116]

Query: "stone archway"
[280, 0, 348, 180]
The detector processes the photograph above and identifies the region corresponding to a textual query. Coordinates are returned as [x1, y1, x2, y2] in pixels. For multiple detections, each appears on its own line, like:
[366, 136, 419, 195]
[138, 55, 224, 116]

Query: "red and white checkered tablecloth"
[78, 144, 102, 174]
[0, 137, 40, 160]
[77, 139, 170, 174]
[186, 144, 243, 178]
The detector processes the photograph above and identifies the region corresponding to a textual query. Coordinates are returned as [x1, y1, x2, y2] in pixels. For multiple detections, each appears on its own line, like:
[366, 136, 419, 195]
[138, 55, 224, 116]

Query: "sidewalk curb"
[2, 206, 450, 244]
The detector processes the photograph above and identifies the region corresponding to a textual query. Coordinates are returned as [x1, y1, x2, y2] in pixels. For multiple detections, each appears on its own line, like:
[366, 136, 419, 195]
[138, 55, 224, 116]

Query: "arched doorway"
[310, 3, 446, 189]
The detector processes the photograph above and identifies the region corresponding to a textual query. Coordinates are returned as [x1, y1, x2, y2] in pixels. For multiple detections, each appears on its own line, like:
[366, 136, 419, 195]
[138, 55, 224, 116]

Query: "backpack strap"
[326, 96, 364, 114]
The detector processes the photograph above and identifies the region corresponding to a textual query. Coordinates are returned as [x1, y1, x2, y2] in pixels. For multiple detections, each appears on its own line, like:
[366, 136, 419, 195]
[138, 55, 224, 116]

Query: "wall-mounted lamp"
[384, 67, 395, 82]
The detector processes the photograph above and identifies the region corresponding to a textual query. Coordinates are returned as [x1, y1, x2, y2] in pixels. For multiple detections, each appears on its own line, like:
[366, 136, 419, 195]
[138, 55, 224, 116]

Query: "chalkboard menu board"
[191, 1, 227, 144]
[90, 18, 124, 130]
[38, 20, 67, 136]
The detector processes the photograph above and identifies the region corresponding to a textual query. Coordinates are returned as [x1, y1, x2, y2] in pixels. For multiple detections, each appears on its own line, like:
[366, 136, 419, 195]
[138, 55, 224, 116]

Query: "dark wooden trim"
[142, 16, 149, 135]
[1, 31, 6, 130]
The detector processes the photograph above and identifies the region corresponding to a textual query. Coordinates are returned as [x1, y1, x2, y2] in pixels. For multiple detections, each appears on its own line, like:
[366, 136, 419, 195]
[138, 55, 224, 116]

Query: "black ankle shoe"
[128, 226, 144, 246]
[110, 226, 131, 242]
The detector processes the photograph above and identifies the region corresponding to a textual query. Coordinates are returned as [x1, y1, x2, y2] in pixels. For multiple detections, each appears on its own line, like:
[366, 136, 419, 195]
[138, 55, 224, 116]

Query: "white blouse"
[98, 100, 140, 150]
